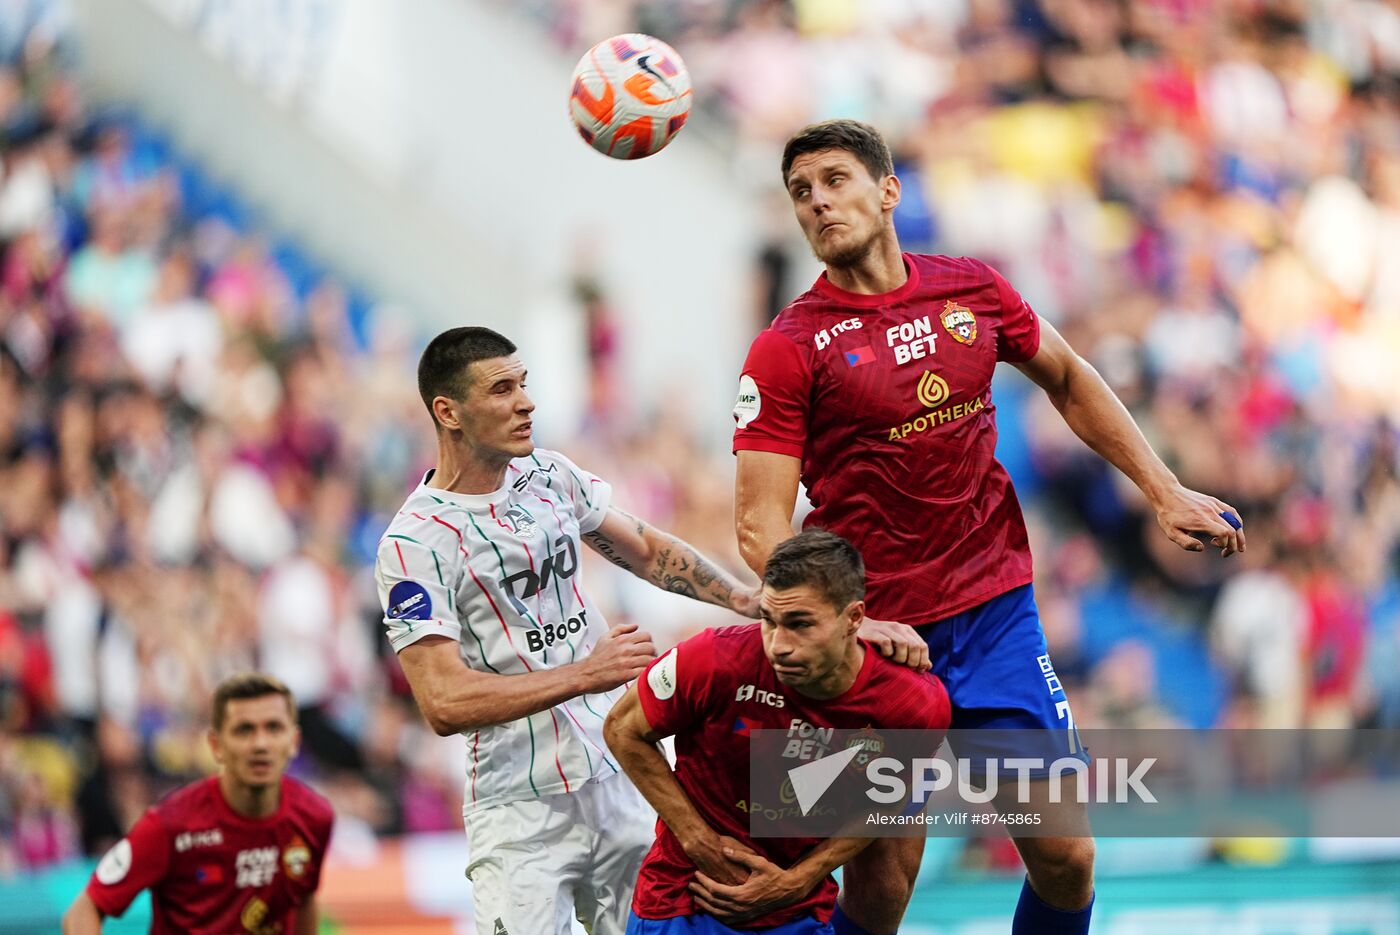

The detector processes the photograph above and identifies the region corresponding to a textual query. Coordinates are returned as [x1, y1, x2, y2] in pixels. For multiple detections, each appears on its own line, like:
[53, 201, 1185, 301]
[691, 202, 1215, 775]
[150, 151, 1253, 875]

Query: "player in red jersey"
[732, 120, 1246, 935]
[63, 673, 334, 935]
[605, 530, 951, 934]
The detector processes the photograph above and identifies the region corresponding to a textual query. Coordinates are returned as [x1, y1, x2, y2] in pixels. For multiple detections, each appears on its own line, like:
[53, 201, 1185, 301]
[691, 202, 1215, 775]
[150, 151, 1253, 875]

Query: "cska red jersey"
[733, 253, 1041, 624]
[632, 624, 950, 926]
[86, 776, 334, 935]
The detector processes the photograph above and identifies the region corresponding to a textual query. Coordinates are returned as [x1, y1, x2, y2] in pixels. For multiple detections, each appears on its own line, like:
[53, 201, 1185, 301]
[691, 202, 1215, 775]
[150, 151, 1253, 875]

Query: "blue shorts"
[919, 583, 1086, 766]
[626, 913, 832, 935]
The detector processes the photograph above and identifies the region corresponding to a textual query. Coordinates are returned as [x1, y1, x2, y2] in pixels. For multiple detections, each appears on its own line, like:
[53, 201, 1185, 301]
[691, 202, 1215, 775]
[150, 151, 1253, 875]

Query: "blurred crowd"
[523, 0, 1400, 737]
[0, 0, 750, 876]
[2, 0, 1399, 882]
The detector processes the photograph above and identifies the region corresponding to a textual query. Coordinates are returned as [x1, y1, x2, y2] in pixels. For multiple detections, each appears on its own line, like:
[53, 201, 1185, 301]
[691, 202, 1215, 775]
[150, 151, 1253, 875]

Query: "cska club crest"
[941, 301, 977, 345]
[282, 836, 311, 879]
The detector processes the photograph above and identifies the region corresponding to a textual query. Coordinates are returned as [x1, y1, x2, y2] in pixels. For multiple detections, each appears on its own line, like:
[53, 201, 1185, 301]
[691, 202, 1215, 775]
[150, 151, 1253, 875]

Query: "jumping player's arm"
[583, 505, 761, 618]
[733, 449, 801, 579]
[396, 626, 655, 735]
[732, 331, 927, 669]
[1012, 315, 1245, 557]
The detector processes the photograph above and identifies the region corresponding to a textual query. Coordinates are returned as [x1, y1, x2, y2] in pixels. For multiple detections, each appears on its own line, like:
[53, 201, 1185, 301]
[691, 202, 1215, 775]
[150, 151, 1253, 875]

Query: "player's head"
[208, 672, 299, 792]
[417, 326, 534, 459]
[781, 119, 900, 270]
[759, 530, 866, 690]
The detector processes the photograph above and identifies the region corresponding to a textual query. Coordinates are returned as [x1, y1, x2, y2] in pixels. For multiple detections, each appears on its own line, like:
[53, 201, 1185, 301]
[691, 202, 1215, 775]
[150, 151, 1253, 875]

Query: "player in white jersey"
[375, 327, 761, 935]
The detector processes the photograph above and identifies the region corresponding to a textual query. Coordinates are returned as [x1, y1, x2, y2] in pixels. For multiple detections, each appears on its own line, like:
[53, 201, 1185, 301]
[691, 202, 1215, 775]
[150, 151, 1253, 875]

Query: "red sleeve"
[86, 808, 171, 917]
[636, 630, 720, 737]
[732, 328, 811, 458]
[989, 265, 1041, 363]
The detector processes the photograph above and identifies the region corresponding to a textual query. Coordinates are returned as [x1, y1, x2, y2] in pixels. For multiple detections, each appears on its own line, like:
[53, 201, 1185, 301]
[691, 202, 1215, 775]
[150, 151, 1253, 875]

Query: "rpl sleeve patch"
[732, 374, 761, 429]
[387, 581, 433, 620]
[648, 647, 679, 700]
[96, 838, 132, 885]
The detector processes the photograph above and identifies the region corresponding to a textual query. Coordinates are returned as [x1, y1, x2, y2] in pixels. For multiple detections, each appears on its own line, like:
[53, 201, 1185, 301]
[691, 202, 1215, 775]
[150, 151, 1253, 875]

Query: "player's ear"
[881, 174, 901, 212]
[431, 395, 462, 432]
[207, 728, 222, 765]
[846, 600, 865, 634]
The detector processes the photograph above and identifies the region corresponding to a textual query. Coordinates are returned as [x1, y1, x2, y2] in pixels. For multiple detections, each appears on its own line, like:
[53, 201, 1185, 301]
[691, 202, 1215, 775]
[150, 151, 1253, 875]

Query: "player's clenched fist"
[582, 623, 657, 690]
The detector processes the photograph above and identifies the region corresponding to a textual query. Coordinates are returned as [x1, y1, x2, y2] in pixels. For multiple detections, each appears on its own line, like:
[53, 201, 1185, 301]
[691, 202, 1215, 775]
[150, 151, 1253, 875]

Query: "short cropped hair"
[781, 119, 894, 187]
[417, 327, 517, 416]
[762, 529, 865, 611]
[211, 672, 297, 731]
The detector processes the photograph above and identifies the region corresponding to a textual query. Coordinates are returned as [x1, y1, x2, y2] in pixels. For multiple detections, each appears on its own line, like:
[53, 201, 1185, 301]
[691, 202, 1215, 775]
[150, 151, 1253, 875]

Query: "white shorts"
[464, 774, 656, 935]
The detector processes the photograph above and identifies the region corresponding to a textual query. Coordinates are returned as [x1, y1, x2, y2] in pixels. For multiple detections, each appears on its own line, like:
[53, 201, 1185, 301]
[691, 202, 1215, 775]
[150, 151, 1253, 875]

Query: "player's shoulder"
[282, 776, 335, 832]
[689, 623, 763, 676]
[866, 649, 948, 701]
[380, 482, 471, 546]
[150, 775, 220, 828]
[909, 252, 996, 284]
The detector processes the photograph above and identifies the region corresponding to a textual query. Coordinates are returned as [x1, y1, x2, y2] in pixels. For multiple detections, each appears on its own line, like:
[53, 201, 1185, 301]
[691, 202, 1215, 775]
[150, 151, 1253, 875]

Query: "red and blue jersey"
[631, 624, 950, 926]
[733, 253, 1041, 624]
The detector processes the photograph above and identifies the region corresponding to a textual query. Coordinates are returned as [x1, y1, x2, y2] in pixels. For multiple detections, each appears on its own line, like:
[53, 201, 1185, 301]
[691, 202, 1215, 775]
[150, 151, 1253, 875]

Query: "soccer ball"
[569, 34, 693, 160]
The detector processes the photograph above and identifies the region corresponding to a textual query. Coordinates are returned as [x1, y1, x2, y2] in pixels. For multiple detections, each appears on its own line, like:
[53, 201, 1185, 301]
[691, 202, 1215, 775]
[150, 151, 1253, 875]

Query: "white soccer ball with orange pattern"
[569, 34, 693, 160]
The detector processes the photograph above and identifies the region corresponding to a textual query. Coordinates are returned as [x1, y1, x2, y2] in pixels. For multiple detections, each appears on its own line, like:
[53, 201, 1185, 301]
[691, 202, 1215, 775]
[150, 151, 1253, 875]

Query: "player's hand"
[857, 618, 930, 672]
[581, 623, 656, 692]
[678, 831, 754, 888]
[1151, 483, 1246, 557]
[688, 846, 807, 923]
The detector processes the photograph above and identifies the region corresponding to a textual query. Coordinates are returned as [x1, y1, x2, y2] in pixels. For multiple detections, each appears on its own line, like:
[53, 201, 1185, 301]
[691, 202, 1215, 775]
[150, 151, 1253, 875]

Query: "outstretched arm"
[583, 506, 761, 618]
[1015, 317, 1246, 556]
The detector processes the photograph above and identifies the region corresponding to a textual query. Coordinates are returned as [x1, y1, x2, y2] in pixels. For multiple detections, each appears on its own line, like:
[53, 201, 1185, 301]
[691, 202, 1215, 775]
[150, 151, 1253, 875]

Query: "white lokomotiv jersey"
[375, 448, 625, 811]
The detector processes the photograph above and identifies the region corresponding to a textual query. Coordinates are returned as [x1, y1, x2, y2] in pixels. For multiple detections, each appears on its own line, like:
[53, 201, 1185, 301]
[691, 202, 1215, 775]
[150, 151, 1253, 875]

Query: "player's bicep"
[1012, 317, 1080, 402]
[582, 505, 652, 573]
[604, 683, 665, 745]
[396, 636, 487, 734]
[735, 450, 800, 524]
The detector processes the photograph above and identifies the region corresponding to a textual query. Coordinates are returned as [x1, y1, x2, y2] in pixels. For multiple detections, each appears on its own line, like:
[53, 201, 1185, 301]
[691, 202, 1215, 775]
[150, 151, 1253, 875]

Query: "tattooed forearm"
[583, 530, 634, 572]
[647, 539, 745, 612]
